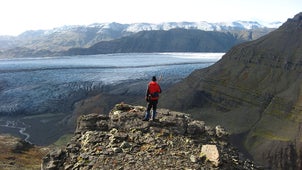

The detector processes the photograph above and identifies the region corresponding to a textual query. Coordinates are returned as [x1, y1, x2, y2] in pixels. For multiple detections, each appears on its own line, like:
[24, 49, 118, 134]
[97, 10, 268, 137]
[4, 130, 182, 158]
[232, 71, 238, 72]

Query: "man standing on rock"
[143, 76, 162, 121]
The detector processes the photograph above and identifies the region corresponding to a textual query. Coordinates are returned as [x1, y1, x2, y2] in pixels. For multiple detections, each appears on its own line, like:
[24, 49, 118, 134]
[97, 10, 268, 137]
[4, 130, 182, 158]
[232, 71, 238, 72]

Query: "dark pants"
[144, 100, 158, 120]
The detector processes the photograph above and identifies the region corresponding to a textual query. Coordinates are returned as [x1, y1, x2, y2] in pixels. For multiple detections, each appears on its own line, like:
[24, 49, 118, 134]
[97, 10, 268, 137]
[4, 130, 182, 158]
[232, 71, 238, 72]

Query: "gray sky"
[0, 0, 301, 35]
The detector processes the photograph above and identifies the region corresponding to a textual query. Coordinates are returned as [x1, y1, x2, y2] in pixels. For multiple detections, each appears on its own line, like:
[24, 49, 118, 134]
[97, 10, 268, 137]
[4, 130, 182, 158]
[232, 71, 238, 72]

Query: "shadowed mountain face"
[0, 22, 276, 58]
[161, 12, 302, 169]
[65, 29, 243, 56]
[0, 21, 276, 52]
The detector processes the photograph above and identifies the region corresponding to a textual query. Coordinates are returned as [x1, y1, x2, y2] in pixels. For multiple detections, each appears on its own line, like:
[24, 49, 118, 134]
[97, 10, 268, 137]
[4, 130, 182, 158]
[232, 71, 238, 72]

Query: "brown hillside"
[161, 12, 302, 169]
[0, 134, 49, 170]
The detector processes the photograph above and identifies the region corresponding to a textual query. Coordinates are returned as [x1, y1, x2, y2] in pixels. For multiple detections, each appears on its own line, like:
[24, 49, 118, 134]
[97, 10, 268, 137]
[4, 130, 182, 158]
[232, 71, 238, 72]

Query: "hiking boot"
[142, 118, 149, 121]
[149, 118, 157, 122]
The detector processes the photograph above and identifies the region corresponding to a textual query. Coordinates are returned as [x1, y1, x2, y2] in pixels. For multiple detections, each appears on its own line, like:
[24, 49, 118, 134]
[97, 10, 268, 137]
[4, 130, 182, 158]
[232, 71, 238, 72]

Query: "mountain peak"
[0, 20, 280, 57]
[293, 12, 302, 21]
[42, 103, 258, 169]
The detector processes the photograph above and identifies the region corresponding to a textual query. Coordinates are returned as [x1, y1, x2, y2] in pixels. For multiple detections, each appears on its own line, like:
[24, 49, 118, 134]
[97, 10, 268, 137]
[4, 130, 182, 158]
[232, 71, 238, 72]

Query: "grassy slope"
[0, 134, 50, 170]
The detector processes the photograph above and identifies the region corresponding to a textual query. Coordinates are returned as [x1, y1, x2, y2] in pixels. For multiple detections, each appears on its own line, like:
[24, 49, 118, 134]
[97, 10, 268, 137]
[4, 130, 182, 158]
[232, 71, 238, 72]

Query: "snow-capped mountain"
[0, 21, 281, 56]
[44, 21, 281, 35]
[123, 21, 277, 33]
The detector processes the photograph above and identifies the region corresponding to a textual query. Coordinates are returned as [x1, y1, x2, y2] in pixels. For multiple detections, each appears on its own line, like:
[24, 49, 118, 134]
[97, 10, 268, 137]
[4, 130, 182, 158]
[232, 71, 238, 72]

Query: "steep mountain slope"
[0, 21, 277, 50]
[65, 29, 244, 55]
[161, 12, 302, 169]
[0, 21, 277, 58]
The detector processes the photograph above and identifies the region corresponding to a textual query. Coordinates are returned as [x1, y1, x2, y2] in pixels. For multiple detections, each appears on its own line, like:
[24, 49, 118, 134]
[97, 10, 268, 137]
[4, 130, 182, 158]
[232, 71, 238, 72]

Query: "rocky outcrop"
[42, 103, 258, 169]
[160, 12, 302, 169]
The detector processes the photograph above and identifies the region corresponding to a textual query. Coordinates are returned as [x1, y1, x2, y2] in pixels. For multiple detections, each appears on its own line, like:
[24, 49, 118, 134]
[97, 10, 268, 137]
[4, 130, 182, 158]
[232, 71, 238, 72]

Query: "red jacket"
[146, 81, 162, 100]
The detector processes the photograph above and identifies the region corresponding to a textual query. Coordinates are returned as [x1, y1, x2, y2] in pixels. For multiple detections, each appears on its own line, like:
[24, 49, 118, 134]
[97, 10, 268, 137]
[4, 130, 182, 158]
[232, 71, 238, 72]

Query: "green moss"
[252, 130, 290, 142]
[244, 113, 298, 153]
[53, 134, 74, 147]
[244, 130, 290, 152]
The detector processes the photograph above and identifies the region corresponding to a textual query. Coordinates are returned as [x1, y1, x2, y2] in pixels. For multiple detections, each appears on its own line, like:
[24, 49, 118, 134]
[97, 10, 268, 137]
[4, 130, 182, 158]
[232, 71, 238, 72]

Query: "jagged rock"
[41, 149, 66, 170]
[215, 125, 229, 138]
[76, 113, 109, 133]
[187, 120, 205, 135]
[200, 144, 220, 167]
[42, 104, 259, 170]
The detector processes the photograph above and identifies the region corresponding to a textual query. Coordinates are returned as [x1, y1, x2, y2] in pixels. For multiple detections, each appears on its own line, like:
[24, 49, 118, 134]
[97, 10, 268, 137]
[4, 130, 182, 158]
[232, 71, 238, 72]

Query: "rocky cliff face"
[161, 12, 302, 169]
[42, 103, 258, 169]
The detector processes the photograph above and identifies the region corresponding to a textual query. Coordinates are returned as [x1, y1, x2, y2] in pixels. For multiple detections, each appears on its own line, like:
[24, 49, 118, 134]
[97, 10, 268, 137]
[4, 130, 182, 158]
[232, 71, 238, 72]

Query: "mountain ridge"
[160, 12, 302, 169]
[2, 20, 281, 37]
[64, 29, 244, 56]
[0, 21, 278, 58]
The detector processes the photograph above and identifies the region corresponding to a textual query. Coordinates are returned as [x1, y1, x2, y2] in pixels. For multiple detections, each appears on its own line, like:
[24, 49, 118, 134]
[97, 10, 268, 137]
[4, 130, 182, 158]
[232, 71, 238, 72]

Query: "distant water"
[0, 53, 223, 85]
